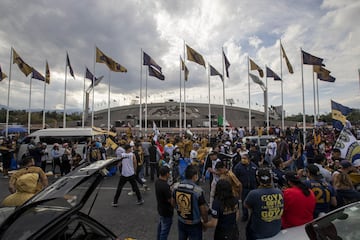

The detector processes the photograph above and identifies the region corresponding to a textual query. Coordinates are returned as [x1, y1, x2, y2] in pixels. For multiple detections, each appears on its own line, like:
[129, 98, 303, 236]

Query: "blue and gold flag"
[302, 50, 324, 66]
[266, 67, 281, 81]
[143, 52, 162, 72]
[223, 50, 230, 78]
[85, 67, 103, 87]
[148, 66, 164, 80]
[32, 68, 45, 82]
[12, 48, 32, 77]
[331, 100, 352, 130]
[210, 64, 223, 81]
[313, 66, 335, 82]
[66, 53, 75, 78]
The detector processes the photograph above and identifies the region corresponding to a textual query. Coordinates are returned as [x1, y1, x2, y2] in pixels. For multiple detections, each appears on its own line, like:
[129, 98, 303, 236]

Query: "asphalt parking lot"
[0, 173, 246, 240]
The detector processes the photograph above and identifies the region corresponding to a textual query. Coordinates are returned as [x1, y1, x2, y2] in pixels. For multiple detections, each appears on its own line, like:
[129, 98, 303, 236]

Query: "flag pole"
[6, 48, 13, 138]
[42, 61, 47, 129]
[182, 40, 186, 136]
[279, 39, 284, 131]
[312, 69, 317, 127]
[265, 65, 269, 134]
[183, 43, 187, 131]
[63, 53, 68, 128]
[316, 77, 320, 122]
[28, 75, 33, 134]
[179, 55, 182, 136]
[107, 70, 111, 132]
[82, 67, 86, 128]
[184, 69, 187, 130]
[358, 69, 360, 93]
[222, 47, 226, 133]
[145, 67, 148, 136]
[300, 48, 306, 147]
[139, 49, 143, 137]
[207, 62, 211, 138]
[92, 46, 96, 128]
[247, 56, 251, 131]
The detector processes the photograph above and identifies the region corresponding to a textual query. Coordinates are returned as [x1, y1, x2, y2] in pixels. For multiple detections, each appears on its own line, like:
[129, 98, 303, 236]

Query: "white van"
[17, 128, 105, 162]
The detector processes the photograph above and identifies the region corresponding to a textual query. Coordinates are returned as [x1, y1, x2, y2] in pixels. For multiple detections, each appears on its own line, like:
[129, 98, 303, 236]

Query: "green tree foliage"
[0, 108, 81, 127]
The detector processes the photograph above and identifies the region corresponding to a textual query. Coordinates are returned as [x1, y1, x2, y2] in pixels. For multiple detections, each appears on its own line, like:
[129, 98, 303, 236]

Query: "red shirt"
[282, 186, 316, 229]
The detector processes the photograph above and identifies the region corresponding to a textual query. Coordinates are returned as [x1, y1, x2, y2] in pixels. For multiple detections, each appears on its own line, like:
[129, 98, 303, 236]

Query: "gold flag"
[12, 48, 33, 76]
[280, 43, 294, 74]
[106, 137, 118, 150]
[249, 58, 264, 78]
[186, 44, 206, 67]
[96, 47, 127, 72]
[313, 65, 330, 79]
[1, 72, 7, 81]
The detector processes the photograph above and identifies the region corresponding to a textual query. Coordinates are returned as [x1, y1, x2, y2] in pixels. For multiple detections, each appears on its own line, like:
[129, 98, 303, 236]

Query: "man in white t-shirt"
[265, 137, 277, 165]
[112, 144, 144, 206]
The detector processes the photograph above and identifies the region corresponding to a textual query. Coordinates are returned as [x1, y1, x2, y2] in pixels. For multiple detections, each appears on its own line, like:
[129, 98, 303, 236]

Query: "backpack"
[90, 148, 100, 162]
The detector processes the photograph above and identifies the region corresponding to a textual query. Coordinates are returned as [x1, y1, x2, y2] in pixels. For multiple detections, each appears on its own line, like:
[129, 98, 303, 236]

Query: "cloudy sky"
[0, 0, 359, 117]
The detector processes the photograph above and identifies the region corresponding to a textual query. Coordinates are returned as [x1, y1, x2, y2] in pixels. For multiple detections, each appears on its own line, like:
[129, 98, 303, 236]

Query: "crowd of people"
[1, 124, 360, 239]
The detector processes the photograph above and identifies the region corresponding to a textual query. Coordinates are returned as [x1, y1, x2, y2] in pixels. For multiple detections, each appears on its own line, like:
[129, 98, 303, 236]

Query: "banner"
[334, 127, 360, 163]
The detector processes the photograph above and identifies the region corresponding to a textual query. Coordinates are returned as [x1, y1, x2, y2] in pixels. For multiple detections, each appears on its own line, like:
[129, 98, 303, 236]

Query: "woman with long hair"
[281, 171, 316, 229]
[203, 179, 240, 240]
[334, 172, 360, 207]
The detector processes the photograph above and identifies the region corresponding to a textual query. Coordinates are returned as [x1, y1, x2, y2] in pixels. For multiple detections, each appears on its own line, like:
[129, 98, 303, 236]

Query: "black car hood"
[0, 158, 119, 239]
[26, 158, 119, 206]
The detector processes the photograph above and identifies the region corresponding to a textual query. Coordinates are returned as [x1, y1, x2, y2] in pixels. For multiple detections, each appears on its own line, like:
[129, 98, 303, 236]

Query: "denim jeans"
[157, 216, 173, 240]
[178, 221, 202, 240]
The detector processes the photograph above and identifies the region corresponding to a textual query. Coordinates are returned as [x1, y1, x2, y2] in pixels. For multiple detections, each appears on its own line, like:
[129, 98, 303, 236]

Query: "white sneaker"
[141, 178, 146, 183]
[128, 191, 135, 196]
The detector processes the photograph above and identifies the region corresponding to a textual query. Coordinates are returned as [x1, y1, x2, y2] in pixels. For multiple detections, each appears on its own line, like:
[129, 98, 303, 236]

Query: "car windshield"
[0, 175, 98, 240]
[309, 202, 360, 239]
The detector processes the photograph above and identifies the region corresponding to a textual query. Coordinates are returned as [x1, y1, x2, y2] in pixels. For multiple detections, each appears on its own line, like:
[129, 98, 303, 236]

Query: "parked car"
[0, 158, 121, 240]
[262, 200, 360, 239]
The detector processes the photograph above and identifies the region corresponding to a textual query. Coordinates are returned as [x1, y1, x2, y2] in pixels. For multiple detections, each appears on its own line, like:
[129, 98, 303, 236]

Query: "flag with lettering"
[223, 50, 231, 78]
[181, 57, 189, 81]
[186, 44, 206, 67]
[45, 61, 50, 84]
[266, 67, 281, 81]
[12, 48, 32, 76]
[210, 64, 223, 81]
[331, 100, 352, 130]
[148, 66, 165, 80]
[32, 68, 45, 82]
[96, 47, 127, 72]
[143, 51, 162, 72]
[249, 58, 264, 78]
[302, 50, 324, 66]
[280, 43, 294, 74]
[334, 127, 360, 163]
